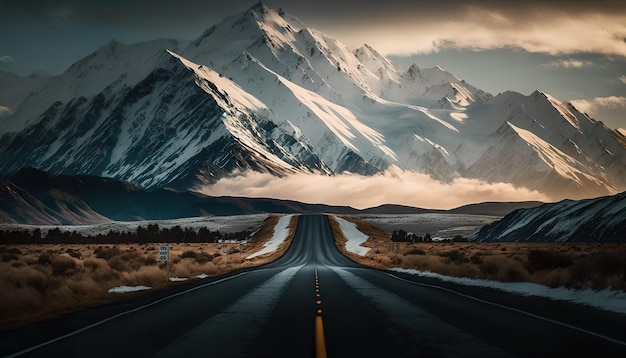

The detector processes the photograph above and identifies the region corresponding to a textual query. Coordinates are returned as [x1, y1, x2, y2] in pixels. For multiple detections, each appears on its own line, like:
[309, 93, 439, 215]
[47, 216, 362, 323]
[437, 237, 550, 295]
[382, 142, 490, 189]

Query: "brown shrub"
[538, 268, 573, 288]
[51, 256, 77, 276]
[94, 247, 121, 261]
[37, 253, 52, 266]
[438, 250, 468, 265]
[194, 252, 213, 264]
[1, 253, 19, 262]
[480, 255, 529, 282]
[404, 248, 426, 256]
[526, 250, 573, 273]
[83, 259, 101, 271]
[143, 255, 157, 266]
[181, 251, 197, 259]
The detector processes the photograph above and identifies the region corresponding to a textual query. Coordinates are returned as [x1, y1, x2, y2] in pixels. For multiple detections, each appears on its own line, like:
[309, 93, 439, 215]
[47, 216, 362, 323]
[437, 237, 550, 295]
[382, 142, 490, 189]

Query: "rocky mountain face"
[1, 3, 625, 201]
[475, 191, 626, 242]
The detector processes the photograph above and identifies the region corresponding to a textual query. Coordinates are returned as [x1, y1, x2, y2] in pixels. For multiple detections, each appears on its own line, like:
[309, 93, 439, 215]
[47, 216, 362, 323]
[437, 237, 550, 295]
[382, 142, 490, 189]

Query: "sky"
[1, 0, 625, 129]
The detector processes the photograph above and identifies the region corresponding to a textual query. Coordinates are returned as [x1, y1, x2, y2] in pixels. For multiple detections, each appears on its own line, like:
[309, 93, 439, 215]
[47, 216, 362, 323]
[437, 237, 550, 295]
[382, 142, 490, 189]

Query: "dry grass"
[330, 215, 626, 292]
[0, 215, 298, 331]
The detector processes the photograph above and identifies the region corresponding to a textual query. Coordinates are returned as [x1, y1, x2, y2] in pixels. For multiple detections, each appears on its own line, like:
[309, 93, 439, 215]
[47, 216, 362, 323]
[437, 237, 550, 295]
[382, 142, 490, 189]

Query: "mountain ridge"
[475, 191, 626, 242]
[0, 168, 542, 225]
[0, 2, 625, 202]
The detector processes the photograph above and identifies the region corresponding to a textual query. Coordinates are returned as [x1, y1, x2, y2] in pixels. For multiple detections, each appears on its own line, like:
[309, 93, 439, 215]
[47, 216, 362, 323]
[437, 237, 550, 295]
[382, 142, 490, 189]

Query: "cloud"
[619, 75, 626, 84]
[3, 1, 626, 59]
[569, 96, 626, 129]
[197, 168, 550, 210]
[570, 96, 626, 117]
[0, 55, 15, 71]
[0, 106, 10, 119]
[543, 59, 594, 69]
[321, 2, 626, 58]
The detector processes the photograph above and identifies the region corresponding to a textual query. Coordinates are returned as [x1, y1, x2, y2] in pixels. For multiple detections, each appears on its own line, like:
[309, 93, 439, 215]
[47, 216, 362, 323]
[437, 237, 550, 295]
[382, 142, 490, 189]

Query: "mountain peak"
[248, 1, 269, 13]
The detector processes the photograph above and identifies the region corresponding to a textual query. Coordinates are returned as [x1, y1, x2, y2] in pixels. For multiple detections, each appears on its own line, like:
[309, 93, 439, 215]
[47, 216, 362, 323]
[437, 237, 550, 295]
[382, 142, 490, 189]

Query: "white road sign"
[159, 245, 169, 262]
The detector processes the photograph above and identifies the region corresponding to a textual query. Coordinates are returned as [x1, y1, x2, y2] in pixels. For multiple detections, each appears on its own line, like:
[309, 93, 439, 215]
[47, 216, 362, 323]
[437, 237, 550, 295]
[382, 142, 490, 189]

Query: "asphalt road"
[2, 214, 626, 357]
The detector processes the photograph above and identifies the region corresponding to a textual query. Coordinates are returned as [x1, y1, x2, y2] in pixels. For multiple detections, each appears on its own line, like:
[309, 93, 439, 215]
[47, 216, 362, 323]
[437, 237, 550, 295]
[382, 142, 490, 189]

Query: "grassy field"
[0, 215, 298, 331]
[331, 215, 626, 292]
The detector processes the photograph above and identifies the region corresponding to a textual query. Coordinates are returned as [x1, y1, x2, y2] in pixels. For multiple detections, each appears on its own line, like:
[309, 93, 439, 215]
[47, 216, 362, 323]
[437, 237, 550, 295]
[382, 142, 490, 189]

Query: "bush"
[66, 249, 82, 259]
[37, 253, 52, 266]
[404, 248, 426, 256]
[51, 256, 77, 276]
[526, 250, 573, 273]
[94, 247, 121, 261]
[107, 256, 127, 272]
[83, 259, 101, 271]
[438, 250, 467, 265]
[181, 251, 197, 259]
[1, 253, 19, 262]
[194, 252, 213, 264]
[480, 255, 528, 282]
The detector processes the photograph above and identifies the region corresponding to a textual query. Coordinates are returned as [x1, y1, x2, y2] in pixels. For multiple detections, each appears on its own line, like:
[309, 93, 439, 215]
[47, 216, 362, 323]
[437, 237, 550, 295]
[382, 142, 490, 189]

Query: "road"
[2, 214, 626, 357]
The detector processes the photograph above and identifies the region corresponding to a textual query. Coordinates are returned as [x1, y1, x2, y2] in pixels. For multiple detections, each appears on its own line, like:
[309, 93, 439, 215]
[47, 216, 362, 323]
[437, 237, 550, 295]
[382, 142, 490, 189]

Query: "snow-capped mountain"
[475, 191, 626, 242]
[0, 2, 625, 201]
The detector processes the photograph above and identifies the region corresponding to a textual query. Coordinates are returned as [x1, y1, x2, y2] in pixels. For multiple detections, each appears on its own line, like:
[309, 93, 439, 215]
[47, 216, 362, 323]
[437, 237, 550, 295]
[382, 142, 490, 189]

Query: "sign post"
[159, 245, 170, 282]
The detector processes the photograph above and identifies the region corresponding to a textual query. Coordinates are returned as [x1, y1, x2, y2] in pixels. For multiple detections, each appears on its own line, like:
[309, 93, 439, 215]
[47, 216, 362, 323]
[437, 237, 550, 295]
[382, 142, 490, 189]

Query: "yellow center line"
[314, 266, 327, 358]
[315, 316, 328, 358]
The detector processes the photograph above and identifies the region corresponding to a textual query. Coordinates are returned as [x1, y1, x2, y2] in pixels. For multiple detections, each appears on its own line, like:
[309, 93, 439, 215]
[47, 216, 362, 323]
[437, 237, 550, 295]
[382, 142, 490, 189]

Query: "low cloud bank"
[197, 169, 549, 210]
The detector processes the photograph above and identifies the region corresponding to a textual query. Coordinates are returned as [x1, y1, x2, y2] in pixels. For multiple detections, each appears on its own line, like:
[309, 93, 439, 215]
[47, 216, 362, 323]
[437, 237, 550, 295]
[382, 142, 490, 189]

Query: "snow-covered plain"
[391, 268, 626, 315]
[245, 215, 293, 259]
[355, 213, 501, 239]
[336, 217, 370, 256]
[0, 214, 269, 236]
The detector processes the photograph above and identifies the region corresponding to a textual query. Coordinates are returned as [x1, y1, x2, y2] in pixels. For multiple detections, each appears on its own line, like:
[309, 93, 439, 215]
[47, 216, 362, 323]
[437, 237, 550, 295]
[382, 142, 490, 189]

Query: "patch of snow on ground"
[336, 217, 370, 256]
[391, 268, 626, 314]
[196, 273, 209, 279]
[169, 277, 188, 282]
[246, 215, 293, 259]
[108, 286, 151, 293]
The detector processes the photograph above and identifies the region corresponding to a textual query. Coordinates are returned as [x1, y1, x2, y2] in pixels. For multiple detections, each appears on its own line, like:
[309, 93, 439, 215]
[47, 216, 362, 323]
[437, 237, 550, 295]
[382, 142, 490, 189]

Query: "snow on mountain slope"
[0, 2, 625, 201]
[475, 191, 626, 242]
[1, 39, 180, 134]
[462, 91, 626, 198]
[181, 3, 487, 177]
[0, 47, 330, 189]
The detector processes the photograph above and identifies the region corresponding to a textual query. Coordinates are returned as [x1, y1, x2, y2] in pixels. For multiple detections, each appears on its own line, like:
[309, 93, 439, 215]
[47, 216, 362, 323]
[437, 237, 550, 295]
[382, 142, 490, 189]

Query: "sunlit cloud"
[542, 59, 594, 69]
[619, 75, 626, 84]
[570, 96, 626, 112]
[570, 96, 626, 123]
[327, 6, 626, 58]
[197, 168, 550, 210]
[0, 106, 10, 118]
